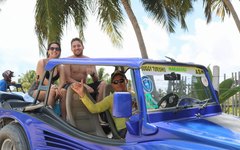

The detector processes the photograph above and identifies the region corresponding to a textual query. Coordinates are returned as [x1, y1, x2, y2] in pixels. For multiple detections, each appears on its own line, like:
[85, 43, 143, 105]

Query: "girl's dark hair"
[46, 41, 61, 58]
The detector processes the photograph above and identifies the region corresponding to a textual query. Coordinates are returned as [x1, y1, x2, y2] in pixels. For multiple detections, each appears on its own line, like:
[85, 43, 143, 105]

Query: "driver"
[71, 70, 134, 138]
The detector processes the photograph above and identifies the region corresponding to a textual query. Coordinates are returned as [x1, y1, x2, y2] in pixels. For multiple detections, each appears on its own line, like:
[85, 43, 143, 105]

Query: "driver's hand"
[71, 80, 85, 98]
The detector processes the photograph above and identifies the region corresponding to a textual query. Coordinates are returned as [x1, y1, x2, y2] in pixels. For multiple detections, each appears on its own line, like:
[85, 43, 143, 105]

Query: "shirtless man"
[64, 37, 106, 102]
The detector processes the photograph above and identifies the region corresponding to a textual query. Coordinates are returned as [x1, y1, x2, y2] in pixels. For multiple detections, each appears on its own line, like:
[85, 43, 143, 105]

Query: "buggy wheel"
[0, 123, 29, 150]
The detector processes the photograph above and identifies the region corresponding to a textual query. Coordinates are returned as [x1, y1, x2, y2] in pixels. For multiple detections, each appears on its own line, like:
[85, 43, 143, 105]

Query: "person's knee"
[60, 88, 67, 95]
[100, 80, 107, 85]
[49, 89, 57, 97]
[60, 90, 67, 102]
[98, 80, 106, 90]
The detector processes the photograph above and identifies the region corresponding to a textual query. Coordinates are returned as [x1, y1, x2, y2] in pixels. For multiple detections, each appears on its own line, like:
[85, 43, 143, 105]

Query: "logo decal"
[142, 76, 153, 93]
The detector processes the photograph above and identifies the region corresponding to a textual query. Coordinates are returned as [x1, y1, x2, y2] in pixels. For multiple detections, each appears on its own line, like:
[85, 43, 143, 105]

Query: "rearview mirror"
[164, 72, 181, 80]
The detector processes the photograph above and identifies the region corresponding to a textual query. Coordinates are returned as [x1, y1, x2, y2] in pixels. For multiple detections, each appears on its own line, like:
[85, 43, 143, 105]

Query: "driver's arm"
[81, 94, 111, 113]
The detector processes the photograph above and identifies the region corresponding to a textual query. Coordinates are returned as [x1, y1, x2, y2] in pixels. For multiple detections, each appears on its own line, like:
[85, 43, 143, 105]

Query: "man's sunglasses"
[49, 47, 61, 51]
[112, 79, 125, 84]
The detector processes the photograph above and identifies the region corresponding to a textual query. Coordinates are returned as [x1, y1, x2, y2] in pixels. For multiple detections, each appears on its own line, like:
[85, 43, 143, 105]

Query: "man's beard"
[74, 52, 82, 57]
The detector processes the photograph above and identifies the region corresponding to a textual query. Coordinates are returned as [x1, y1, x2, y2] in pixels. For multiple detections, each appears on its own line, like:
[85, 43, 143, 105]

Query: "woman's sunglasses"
[112, 79, 125, 84]
[49, 47, 61, 51]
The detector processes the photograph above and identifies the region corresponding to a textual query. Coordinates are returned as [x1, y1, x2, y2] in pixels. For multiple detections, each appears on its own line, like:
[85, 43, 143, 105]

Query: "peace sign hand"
[71, 80, 85, 98]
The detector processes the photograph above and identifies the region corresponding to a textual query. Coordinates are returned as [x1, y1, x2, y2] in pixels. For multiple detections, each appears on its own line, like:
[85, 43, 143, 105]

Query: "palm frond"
[97, 0, 124, 46]
[35, 0, 66, 55]
[66, 0, 88, 41]
[219, 78, 234, 95]
[141, 0, 193, 33]
[219, 86, 240, 103]
[212, 0, 230, 21]
[203, 0, 231, 23]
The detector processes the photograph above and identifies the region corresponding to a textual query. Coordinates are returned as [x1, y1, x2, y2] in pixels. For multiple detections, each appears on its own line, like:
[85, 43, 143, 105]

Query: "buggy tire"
[0, 123, 29, 150]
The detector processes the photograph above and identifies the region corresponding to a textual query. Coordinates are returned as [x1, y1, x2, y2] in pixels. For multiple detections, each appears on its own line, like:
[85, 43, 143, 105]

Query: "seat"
[103, 84, 114, 98]
[102, 84, 122, 139]
[65, 85, 106, 137]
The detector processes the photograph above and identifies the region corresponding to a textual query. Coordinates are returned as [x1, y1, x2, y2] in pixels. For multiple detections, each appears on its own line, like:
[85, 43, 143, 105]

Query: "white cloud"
[0, 0, 38, 80]
[176, 17, 240, 79]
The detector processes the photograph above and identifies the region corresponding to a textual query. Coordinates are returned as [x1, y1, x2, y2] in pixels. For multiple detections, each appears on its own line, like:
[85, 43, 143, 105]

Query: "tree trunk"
[223, 0, 240, 33]
[121, 0, 148, 58]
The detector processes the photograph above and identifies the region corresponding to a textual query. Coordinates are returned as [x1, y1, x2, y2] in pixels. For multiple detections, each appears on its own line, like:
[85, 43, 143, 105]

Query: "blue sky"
[0, 0, 240, 82]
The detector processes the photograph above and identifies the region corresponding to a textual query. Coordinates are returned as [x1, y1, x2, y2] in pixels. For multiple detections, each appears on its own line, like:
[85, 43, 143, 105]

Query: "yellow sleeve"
[81, 94, 112, 113]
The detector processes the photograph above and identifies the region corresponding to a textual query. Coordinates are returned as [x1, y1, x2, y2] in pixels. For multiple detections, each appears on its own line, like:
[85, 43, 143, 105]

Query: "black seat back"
[103, 84, 122, 139]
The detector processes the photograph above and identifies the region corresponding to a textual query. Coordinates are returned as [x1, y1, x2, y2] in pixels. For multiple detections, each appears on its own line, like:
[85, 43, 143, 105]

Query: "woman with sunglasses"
[71, 70, 135, 138]
[29, 42, 67, 120]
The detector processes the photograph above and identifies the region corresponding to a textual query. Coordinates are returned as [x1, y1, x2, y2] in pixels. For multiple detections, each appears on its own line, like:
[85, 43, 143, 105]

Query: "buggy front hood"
[127, 113, 240, 149]
[153, 113, 240, 149]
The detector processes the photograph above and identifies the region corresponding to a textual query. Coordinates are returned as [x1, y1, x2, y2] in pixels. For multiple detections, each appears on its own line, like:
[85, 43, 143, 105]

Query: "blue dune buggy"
[0, 57, 240, 150]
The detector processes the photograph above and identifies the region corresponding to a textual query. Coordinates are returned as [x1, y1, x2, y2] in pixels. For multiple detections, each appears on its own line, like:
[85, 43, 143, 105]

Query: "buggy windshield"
[140, 64, 217, 111]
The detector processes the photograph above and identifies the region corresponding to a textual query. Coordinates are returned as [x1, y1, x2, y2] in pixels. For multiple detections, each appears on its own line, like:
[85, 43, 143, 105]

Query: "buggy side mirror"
[113, 92, 132, 118]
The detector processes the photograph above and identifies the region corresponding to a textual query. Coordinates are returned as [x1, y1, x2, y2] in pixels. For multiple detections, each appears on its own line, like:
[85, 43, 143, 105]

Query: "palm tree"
[35, 0, 123, 56]
[203, 0, 240, 33]
[18, 70, 36, 92]
[86, 67, 109, 84]
[35, 1, 194, 57]
[97, 67, 110, 81]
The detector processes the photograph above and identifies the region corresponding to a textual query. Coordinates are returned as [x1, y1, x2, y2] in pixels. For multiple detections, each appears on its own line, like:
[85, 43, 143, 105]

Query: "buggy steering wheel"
[158, 93, 179, 108]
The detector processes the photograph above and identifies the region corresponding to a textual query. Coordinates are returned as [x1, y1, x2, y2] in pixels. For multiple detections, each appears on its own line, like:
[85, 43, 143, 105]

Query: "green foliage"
[18, 70, 36, 92]
[86, 67, 109, 84]
[219, 78, 234, 95]
[194, 77, 209, 100]
[219, 85, 240, 104]
[203, 0, 231, 23]
[195, 65, 240, 104]
[217, 78, 240, 104]
[141, 0, 194, 32]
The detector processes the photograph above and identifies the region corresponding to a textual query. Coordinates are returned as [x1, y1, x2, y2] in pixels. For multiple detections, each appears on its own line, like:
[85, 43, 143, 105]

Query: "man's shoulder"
[0, 79, 6, 84]
[0, 79, 5, 82]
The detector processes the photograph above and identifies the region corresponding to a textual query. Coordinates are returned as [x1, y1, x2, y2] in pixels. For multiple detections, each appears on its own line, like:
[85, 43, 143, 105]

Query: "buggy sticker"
[141, 64, 205, 76]
[145, 93, 158, 109]
[201, 76, 209, 87]
[168, 66, 187, 72]
[195, 69, 204, 74]
[142, 76, 153, 93]
[141, 65, 166, 72]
